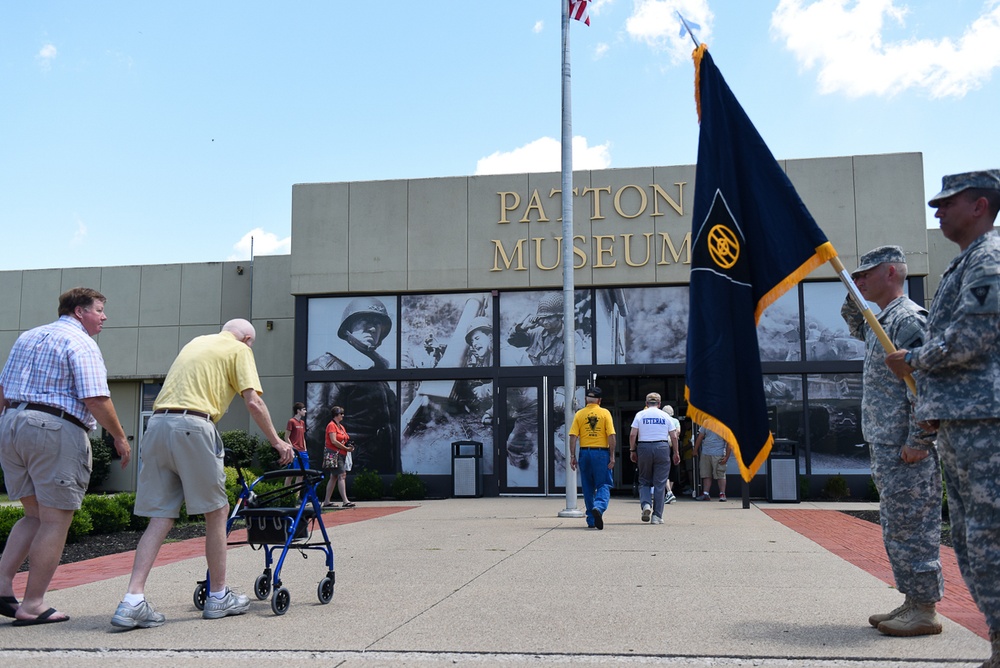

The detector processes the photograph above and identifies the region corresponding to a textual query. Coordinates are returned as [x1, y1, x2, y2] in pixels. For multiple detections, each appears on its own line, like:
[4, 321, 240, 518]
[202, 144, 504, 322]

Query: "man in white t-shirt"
[629, 393, 681, 525]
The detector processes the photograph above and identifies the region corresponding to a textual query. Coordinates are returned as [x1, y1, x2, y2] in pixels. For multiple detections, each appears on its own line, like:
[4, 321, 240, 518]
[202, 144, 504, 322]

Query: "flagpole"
[829, 254, 918, 394]
[558, 0, 583, 519]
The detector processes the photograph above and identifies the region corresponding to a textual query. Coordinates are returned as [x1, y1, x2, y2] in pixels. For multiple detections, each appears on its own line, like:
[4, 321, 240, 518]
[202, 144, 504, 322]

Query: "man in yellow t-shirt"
[111, 319, 294, 629]
[568, 387, 616, 530]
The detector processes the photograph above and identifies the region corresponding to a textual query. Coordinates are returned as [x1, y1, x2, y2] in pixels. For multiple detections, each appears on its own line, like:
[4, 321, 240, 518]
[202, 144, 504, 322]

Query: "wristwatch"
[904, 351, 914, 367]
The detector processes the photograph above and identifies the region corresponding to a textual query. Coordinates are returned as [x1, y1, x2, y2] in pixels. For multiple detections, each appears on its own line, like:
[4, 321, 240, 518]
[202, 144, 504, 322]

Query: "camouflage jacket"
[910, 230, 1000, 420]
[842, 295, 934, 448]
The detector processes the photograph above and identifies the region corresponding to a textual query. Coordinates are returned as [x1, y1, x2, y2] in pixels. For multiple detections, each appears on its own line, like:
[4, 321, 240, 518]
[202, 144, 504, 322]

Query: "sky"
[2, 0, 999, 272]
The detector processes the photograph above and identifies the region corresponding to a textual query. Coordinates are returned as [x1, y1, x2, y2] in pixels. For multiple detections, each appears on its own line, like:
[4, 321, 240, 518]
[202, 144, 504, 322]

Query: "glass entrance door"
[498, 378, 544, 494]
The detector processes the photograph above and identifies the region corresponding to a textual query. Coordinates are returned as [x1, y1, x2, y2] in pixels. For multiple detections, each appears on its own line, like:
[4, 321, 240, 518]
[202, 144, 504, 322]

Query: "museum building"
[0, 152, 955, 499]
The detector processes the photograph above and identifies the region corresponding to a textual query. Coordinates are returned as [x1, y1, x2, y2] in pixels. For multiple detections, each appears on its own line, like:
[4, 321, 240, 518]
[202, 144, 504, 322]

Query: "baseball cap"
[645, 392, 660, 404]
[585, 386, 602, 398]
[852, 245, 906, 276]
[928, 170, 1000, 207]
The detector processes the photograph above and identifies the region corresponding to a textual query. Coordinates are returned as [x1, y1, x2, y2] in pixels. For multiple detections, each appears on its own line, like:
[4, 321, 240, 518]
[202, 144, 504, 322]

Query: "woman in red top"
[323, 406, 356, 508]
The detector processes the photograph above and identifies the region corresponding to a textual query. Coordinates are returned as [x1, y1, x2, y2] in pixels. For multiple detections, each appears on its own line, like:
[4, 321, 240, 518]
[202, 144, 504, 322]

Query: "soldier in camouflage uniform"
[887, 170, 1000, 668]
[841, 245, 943, 637]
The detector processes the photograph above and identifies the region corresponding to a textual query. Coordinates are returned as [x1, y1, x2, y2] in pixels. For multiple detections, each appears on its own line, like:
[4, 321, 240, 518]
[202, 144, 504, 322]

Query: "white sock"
[123, 593, 145, 606]
[209, 589, 228, 599]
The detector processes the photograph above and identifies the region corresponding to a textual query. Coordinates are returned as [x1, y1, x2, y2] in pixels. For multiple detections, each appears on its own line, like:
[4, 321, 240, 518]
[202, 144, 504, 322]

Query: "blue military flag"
[685, 44, 835, 482]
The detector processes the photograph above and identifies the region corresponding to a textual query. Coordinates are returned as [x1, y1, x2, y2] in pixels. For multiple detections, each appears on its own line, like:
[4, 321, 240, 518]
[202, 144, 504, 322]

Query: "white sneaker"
[641, 504, 652, 522]
[111, 599, 165, 628]
[203, 588, 251, 619]
[665, 492, 676, 504]
[650, 515, 663, 525]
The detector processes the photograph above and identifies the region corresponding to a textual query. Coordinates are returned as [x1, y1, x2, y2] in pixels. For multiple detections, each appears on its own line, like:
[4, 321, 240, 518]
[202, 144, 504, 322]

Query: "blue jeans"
[578, 448, 612, 526]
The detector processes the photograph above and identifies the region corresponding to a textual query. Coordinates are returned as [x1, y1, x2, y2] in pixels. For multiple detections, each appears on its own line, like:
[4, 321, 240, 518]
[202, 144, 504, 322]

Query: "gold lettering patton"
[491, 182, 690, 271]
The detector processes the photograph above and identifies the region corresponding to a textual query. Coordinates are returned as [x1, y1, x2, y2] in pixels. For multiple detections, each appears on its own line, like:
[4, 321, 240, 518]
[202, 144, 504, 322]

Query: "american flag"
[569, 1, 590, 26]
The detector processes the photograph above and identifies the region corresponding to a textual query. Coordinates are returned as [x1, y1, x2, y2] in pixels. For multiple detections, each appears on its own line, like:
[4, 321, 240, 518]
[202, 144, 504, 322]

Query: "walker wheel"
[254, 573, 271, 600]
[271, 587, 291, 615]
[193, 582, 207, 611]
[317, 577, 334, 604]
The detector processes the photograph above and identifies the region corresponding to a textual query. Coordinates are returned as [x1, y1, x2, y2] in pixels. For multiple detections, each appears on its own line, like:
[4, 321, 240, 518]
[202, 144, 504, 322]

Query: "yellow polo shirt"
[569, 403, 615, 448]
[153, 331, 263, 423]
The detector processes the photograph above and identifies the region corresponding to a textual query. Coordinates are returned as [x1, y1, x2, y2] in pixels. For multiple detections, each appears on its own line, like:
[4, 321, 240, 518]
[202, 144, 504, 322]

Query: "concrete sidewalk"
[0, 496, 992, 667]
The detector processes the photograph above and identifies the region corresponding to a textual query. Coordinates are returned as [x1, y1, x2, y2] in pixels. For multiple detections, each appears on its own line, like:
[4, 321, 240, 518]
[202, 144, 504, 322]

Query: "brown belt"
[11, 402, 88, 431]
[153, 408, 212, 421]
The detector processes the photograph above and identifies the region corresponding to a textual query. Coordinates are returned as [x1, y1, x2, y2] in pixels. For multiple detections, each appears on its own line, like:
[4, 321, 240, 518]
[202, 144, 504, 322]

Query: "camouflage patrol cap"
[852, 245, 906, 276]
[928, 170, 1000, 206]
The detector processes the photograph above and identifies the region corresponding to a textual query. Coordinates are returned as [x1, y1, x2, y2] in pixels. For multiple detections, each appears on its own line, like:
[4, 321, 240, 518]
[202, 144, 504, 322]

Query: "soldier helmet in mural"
[337, 296, 392, 345]
[465, 316, 493, 344]
[535, 293, 563, 318]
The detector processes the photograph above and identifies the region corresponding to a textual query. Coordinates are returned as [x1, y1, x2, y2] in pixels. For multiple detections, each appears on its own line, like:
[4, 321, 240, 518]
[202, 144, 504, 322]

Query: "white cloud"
[595, 42, 611, 58]
[37, 43, 57, 71]
[228, 227, 291, 260]
[475, 136, 612, 175]
[534, 20, 544, 34]
[624, 0, 713, 64]
[71, 216, 87, 246]
[772, 0, 1000, 98]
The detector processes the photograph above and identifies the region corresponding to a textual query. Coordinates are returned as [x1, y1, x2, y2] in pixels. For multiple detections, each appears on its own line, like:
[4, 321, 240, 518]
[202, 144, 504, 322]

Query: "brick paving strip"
[12, 505, 413, 594]
[765, 508, 989, 639]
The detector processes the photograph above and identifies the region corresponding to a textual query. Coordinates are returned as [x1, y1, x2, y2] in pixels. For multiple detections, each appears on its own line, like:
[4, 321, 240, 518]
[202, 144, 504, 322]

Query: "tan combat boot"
[877, 601, 942, 637]
[868, 597, 911, 628]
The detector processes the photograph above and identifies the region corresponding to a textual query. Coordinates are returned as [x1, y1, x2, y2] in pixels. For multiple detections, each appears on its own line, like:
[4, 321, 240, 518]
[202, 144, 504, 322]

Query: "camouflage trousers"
[870, 442, 943, 603]
[937, 419, 1000, 631]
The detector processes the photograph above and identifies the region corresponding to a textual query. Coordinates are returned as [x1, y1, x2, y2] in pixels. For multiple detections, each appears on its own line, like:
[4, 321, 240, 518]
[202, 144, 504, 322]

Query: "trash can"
[767, 438, 799, 503]
[452, 440, 483, 498]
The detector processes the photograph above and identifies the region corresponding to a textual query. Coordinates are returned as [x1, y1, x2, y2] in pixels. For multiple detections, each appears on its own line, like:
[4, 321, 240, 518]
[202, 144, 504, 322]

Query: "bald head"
[223, 318, 256, 347]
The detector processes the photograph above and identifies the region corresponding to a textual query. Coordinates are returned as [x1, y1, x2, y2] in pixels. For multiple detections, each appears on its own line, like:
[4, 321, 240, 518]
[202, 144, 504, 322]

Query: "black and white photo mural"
[499, 290, 593, 366]
[398, 293, 495, 476]
[305, 295, 400, 473]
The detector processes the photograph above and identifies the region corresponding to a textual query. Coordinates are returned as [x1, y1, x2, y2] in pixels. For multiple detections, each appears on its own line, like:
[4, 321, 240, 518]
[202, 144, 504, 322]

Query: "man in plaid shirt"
[0, 287, 130, 626]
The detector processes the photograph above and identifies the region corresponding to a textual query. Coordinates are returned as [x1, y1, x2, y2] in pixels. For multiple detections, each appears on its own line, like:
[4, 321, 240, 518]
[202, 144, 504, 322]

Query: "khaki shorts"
[0, 408, 92, 510]
[134, 413, 226, 518]
[699, 454, 728, 480]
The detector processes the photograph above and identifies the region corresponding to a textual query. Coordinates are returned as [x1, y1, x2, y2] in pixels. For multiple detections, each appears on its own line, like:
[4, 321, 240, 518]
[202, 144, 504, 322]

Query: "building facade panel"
[289, 182, 351, 295]
[100, 265, 142, 328]
[138, 264, 182, 327]
[99, 327, 140, 378]
[0, 272, 23, 330]
[19, 269, 63, 330]
[348, 179, 409, 292]
[652, 164, 696, 284]
[853, 153, 929, 276]
[406, 176, 470, 291]
[180, 262, 225, 325]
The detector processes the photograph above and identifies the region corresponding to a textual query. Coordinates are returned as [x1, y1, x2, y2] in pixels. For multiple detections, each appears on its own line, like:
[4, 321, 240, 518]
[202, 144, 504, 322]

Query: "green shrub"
[256, 439, 281, 473]
[81, 494, 130, 534]
[67, 508, 93, 543]
[88, 436, 113, 491]
[823, 474, 851, 501]
[221, 430, 259, 470]
[391, 472, 426, 501]
[0, 505, 26, 550]
[249, 480, 297, 508]
[114, 492, 149, 531]
[350, 469, 384, 501]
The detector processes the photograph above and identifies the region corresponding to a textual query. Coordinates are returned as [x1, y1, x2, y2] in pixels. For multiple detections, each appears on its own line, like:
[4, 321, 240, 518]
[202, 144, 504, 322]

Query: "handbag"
[322, 449, 339, 470]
